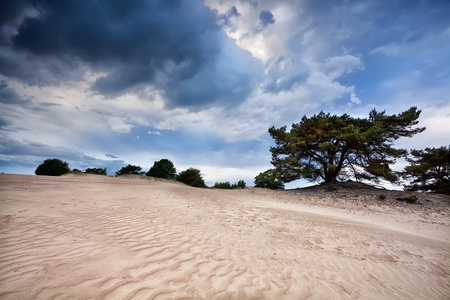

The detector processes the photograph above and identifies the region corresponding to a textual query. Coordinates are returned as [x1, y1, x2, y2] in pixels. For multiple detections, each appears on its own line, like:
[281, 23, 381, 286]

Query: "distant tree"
[269, 107, 425, 184]
[214, 181, 232, 189]
[176, 168, 206, 188]
[35, 159, 70, 176]
[116, 164, 142, 176]
[402, 145, 450, 194]
[214, 180, 246, 189]
[254, 169, 285, 190]
[146, 159, 176, 180]
[232, 180, 246, 189]
[85, 168, 107, 175]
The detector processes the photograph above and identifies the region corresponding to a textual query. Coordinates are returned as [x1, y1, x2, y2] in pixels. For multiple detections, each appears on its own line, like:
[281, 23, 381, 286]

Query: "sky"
[1, 0, 449, 188]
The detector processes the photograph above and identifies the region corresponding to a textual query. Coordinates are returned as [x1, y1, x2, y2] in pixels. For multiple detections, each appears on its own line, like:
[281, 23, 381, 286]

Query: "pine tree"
[269, 107, 425, 184]
[146, 159, 176, 180]
[115, 164, 142, 176]
[176, 168, 206, 187]
[403, 145, 450, 194]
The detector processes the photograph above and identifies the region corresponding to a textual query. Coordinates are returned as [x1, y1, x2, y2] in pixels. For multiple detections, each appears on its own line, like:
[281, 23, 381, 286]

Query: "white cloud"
[154, 106, 221, 131]
[324, 55, 365, 79]
[396, 104, 450, 150]
[350, 92, 361, 104]
[148, 131, 162, 136]
[206, 1, 306, 63]
[371, 44, 400, 56]
[205, 0, 365, 114]
[107, 117, 134, 134]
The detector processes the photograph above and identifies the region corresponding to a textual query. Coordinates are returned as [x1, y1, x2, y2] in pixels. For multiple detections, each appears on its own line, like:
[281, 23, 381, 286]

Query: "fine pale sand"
[0, 174, 449, 299]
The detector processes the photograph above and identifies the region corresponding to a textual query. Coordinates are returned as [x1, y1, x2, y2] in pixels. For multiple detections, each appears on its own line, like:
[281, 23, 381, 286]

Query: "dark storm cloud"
[0, 0, 35, 33]
[0, 0, 258, 108]
[12, 1, 190, 60]
[0, 0, 33, 44]
[0, 0, 29, 25]
[164, 58, 255, 108]
[259, 10, 274, 26]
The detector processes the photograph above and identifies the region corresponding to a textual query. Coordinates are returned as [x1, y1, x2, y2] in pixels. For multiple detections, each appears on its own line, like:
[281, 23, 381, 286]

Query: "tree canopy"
[115, 164, 142, 176]
[402, 145, 450, 194]
[269, 107, 425, 184]
[254, 169, 285, 190]
[146, 159, 176, 180]
[35, 158, 70, 176]
[85, 168, 107, 175]
[176, 168, 206, 188]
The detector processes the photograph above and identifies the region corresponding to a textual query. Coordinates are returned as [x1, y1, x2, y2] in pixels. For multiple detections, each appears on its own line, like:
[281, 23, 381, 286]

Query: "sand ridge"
[0, 174, 449, 299]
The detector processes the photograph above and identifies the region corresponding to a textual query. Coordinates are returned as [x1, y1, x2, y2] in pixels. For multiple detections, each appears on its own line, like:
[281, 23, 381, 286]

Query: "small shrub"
[327, 184, 337, 191]
[378, 194, 387, 200]
[396, 195, 418, 203]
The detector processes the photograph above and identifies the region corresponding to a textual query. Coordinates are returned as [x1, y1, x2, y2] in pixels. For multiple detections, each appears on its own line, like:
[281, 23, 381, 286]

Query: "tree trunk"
[324, 172, 335, 183]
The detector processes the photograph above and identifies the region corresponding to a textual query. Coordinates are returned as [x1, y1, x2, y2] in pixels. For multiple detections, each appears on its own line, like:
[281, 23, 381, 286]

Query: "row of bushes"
[73, 168, 107, 175]
[35, 158, 286, 190]
[115, 159, 208, 187]
[214, 180, 246, 189]
[35, 159, 109, 177]
[34, 158, 208, 188]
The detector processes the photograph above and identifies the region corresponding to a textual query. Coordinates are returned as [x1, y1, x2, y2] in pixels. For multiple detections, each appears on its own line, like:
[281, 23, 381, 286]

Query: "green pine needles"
[269, 107, 425, 184]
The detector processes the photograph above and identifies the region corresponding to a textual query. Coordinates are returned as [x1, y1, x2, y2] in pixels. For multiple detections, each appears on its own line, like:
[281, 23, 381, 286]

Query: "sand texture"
[0, 174, 449, 299]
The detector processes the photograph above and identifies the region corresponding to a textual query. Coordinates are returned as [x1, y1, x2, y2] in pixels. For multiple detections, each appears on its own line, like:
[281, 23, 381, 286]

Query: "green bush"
[396, 195, 418, 203]
[378, 194, 387, 200]
[35, 159, 70, 176]
[146, 159, 176, 180]
[116, 164, 142, 176]
[85, 168, 107, 175]
[254, 169, 285, 190]
[176, 168, 206, 188]
[214, 181, 231, 189]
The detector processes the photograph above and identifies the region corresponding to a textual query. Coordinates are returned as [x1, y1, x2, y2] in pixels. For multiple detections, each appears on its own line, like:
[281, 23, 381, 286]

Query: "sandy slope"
[0, 174, 449, 299]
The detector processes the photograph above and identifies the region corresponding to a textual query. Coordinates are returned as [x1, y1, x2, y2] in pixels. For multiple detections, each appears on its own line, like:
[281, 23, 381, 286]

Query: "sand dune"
[0, 174, 449, 299]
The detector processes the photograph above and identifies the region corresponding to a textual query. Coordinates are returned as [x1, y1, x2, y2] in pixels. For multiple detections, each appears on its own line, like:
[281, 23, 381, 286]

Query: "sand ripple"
[0, 174, 449, 299]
